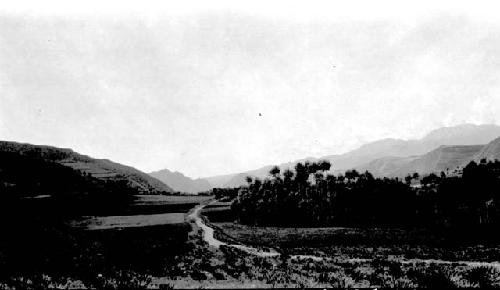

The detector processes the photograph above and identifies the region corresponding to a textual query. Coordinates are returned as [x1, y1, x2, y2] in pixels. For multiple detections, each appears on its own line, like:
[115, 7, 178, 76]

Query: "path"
[187, 204, 280, 257]
[188, 203, 500, 268]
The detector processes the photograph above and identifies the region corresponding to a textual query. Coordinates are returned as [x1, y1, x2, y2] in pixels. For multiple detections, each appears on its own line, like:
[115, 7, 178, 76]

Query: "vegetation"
[0, 195, 206, 289]
[232, 159, 500, 232]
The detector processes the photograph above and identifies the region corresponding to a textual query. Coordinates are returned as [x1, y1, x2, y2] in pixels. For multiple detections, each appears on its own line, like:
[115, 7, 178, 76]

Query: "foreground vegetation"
[0, 195, 209, 289]
[2, 191, 500, 288]
[193, 208, 500, 288]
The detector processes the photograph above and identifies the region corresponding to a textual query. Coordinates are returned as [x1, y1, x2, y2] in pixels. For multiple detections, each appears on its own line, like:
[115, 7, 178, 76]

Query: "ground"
[196, 203, 500, 288]
[2, 197, 500, 288]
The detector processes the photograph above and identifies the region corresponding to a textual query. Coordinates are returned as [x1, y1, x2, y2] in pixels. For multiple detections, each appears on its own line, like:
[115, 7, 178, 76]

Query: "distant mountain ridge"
[201, 124, 500, 188]
[0, 141, 173, 195]
[322, 124, 500, 170]
[358, 136, 500, 178]
[149, 169, 211, 194]
[358, 145, 485, 177]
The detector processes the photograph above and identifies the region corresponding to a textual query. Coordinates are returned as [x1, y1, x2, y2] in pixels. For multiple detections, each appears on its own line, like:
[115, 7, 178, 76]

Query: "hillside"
[149, 169, 211, 194]
[471, 136, 500, 163]
[359, 145, 484, 177]
[322, 124, 500, 170]
[0, 141, 173, 197]
[202, 124, 500, 188]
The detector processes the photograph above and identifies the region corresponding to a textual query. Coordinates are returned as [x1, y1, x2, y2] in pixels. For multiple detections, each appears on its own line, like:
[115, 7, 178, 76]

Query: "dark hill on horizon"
[0, 141, 173, 198]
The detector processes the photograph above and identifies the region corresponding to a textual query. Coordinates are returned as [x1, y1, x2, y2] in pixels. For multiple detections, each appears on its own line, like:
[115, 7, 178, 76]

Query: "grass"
[203, 206, 500, 262]
[201, 205, 235, 223]
[132, 195, 213, 205]
[4, 195, 500, 289]
[0, 222, 191, 288]
[0, 194, 211, 288]
[211, 221, 500, 262]
[188, 206, 500, 288]
[69, 212, 186, 230]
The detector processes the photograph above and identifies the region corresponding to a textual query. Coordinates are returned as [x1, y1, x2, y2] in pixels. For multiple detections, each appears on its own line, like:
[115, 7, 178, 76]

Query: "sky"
[2, 0, 500, 178]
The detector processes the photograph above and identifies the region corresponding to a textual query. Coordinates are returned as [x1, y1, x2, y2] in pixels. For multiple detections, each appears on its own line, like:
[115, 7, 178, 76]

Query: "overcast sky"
[2, 0, 500, 178]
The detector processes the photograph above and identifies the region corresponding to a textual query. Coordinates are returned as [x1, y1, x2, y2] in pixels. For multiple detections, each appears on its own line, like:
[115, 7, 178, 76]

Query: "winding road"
[187, 204, 280, 257]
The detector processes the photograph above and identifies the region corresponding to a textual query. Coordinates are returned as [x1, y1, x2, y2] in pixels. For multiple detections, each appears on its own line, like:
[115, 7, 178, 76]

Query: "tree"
[345, 170, 359, 182]
[283, 169, 294, 181]
[405, 174, 413, 185]
[269, 166, 280, 178]
[232, 159, 500, 230]
[318, 160, 332, 172]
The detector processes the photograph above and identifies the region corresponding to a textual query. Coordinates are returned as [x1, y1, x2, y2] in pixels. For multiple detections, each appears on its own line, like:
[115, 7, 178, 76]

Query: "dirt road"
[187, 204, 280, 257]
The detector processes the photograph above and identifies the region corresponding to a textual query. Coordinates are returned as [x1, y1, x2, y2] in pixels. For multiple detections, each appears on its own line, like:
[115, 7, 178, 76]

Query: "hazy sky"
[2, 0, 500, 178]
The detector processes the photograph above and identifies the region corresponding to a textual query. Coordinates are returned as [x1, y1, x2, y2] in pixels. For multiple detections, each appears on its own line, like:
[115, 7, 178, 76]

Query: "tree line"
[231, 159, 500, 230]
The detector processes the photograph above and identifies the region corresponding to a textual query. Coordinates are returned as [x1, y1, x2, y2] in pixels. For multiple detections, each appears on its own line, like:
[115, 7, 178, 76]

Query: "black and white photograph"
[2, 0, 500, 288]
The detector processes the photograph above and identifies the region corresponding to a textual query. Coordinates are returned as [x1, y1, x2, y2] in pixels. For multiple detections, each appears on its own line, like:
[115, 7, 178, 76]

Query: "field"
[0, 194, 213, 289]
[3, 193, 500, 288]
[69, 212, 186, 230]
[132, 194, 213, 206]
[197, 205, 500, 288]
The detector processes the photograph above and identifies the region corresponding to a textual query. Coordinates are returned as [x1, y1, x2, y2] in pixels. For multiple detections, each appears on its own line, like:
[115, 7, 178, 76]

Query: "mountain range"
[3, 123, 500, 195]
[192, 124, 500, 188]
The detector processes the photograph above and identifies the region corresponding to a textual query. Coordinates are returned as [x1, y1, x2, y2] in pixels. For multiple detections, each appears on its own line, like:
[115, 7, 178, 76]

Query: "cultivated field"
[197, 205, 500, 288]
[70, 212, 186, 230]
[132, 194, 213, 206]
[0, 194, 213, 289]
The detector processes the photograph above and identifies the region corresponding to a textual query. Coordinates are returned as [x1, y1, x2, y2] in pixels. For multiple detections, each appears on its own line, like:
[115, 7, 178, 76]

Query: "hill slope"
[149, 169, 211, 194]
[0, 141, 173, 196]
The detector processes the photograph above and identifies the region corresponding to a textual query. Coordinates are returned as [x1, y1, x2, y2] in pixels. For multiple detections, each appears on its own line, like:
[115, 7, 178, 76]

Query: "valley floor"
[189, 202, 500, 288]
[2, 197, 500, 288]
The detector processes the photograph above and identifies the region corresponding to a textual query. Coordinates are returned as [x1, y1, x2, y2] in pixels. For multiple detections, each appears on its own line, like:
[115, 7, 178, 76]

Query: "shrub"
[408, 264, 456, 288]
[465, 266, 500, 288]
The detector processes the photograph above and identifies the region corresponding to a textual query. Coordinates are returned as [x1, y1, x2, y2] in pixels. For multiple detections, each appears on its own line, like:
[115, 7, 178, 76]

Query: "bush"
[408, 264, 456, 288]
[465, 266, 500, 288]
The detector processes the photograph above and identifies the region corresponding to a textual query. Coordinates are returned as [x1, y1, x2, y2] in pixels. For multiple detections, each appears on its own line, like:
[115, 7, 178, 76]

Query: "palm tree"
[283, 169, 294, 182]
[269, 166, 281, 179]
[405, 174, 413, 185]
[345, 169, 359, 182]
[318, 160, 332, 172]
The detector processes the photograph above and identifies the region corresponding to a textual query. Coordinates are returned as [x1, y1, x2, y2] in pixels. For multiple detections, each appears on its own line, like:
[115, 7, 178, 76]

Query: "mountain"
[0, 141, 173, 197]
[149, 169, 211, 194]
[358, 145, 484, 178]
[202, 124, 500, 188]
[322, 124, 500, 170]
[203, 174, 238, 189]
